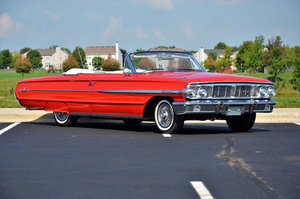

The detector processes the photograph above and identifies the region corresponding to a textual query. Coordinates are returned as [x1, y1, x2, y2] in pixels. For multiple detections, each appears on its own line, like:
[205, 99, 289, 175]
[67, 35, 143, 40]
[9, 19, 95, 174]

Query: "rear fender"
[45, 102, 70, 115]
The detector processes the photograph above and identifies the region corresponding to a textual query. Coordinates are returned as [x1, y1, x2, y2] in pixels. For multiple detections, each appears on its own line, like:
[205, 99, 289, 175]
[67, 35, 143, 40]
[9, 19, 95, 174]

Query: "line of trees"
[201, 36, 300, 89]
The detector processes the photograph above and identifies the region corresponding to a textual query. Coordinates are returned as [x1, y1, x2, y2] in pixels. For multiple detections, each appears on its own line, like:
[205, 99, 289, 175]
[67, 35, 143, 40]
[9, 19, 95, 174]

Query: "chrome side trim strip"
[71, 112, 143, 120]
[20, 89, 98, 93]
[20, 88, 183, 95]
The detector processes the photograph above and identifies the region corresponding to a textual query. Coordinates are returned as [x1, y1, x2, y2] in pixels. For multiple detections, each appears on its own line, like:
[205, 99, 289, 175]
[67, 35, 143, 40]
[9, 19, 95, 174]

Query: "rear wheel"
[53, 112, 78, 126]
[226, 113, 256, 132]
[154, 100, 184, 134]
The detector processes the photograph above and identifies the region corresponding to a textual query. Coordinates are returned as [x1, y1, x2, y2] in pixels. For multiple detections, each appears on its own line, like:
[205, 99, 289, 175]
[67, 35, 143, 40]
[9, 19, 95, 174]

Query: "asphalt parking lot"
[0, 120, 299, 199]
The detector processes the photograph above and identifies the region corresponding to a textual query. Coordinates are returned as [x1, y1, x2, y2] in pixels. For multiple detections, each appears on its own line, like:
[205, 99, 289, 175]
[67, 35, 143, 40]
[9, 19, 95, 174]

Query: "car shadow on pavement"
[28, 114, 270, 135]
[29, 114, 268, 135]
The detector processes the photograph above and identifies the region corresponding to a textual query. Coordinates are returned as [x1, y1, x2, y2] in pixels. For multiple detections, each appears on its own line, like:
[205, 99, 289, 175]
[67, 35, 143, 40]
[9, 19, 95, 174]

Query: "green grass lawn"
[0, 70, 299, 108]
[0, 70, 62, 108]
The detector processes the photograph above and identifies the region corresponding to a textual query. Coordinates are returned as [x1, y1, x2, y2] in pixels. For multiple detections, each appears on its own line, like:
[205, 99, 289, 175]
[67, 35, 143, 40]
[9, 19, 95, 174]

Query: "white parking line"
[162, 134, 172, 137]
[0, 122, 21, 135]
[295, 123, 300, 126]
[190, 181, 214, 199]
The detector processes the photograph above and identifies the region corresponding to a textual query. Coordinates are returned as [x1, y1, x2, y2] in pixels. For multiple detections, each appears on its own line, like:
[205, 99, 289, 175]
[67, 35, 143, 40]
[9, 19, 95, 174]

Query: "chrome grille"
[207, 85, 256, 98]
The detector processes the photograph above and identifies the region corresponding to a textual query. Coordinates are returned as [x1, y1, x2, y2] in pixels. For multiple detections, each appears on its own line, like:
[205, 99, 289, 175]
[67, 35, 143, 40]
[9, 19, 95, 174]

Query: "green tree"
[216, 46, 233, 72]
[231, 46, 238, 52]
[20, 47, 31, 54]
[63, 55, 79, 72]
[27, 50, 42, 72]
[136, 48, 146, 51]
[15, 56, 32, 77]
[120, 48, 127, 65]
[92, 56, 104, 70]
[72, 46, 86, 68]
[235, 40, 253, 72]
[50, 45, 59, 49]
[209, 52, 218, 61]
[214, 42, 227, 50]
[202, 54, 217, 72]
[292, 46, 300, 90]
[11, 50, 20, 67]
[244, 35, 265, 72]
[0, 49, 13, 69]
[61, 47, 71, 54]
[266, 36, 283, 50]
[282, 45, 295, 68]
[267, 46, 285, 83]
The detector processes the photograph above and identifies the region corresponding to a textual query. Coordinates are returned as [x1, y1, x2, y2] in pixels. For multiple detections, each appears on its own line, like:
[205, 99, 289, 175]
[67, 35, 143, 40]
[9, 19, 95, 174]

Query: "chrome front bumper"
[173, 100, 276, 116]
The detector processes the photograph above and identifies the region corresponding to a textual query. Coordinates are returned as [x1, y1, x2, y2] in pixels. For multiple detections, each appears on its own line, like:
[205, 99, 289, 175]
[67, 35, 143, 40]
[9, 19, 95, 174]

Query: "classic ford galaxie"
[15, 51, 276, 134]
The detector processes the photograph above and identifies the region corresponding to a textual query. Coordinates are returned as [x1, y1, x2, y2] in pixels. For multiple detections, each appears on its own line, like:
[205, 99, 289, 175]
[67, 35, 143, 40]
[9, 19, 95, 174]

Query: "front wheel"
[154, 100, 184, 134]
[226, 113, 256, 132]
[53, 112, 78, 126]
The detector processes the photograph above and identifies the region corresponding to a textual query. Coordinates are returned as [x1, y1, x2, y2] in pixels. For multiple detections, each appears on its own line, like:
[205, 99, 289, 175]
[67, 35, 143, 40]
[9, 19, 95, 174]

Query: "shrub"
[14, 55, 32, 77]
[102, 54, 120, 71]
[138, 58, 155, 70]
[63, 55, 79, 72]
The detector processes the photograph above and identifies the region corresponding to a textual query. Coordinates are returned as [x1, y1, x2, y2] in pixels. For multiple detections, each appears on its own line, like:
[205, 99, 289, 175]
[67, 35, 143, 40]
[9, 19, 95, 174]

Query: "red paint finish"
[15, 71, 273, 117]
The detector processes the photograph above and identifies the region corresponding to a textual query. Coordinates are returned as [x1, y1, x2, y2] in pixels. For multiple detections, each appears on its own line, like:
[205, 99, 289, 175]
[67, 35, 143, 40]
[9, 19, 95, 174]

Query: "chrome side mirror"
[123, 68, 132, 76]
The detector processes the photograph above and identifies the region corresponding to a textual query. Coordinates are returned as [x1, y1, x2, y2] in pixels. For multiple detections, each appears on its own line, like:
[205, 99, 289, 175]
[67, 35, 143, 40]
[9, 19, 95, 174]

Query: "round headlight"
[185, 88, 197, 98]
[198, 88, 207, 98]
[259, 87, 268, 98]
[268, 87, 276, 98]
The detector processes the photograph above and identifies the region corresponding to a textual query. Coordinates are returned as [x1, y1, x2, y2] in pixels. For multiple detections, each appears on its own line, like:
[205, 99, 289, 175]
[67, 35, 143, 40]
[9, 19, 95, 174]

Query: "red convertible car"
[15, 51, 276, 133]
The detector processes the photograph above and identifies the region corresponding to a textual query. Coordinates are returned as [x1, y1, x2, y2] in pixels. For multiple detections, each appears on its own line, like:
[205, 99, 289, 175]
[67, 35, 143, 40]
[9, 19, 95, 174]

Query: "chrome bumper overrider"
[173, 100, 276, 115]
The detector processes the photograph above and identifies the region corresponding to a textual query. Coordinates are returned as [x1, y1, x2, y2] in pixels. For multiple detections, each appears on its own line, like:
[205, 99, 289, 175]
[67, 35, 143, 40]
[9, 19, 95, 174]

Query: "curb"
[0, 108, 299, 123]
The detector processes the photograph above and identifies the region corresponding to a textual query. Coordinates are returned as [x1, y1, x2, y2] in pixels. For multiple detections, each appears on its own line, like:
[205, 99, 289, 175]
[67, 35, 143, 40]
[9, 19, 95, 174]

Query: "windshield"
[129, 51, 205, 73]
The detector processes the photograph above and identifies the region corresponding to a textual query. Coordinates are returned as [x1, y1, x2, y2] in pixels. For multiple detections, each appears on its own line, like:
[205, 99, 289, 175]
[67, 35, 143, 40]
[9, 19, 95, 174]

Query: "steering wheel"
[176, 65, 190, 70]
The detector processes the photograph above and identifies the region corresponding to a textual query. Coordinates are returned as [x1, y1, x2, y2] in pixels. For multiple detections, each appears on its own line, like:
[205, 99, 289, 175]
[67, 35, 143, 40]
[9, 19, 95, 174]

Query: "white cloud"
[152, 28, 165, 40]
[182, 21, 195, 39]
[133, 0, 177, 10]
[43, 11, 61, 21]
[102, 16, 123, 36]
[0, 13, 14, 38]
[134, 26, 150, 39]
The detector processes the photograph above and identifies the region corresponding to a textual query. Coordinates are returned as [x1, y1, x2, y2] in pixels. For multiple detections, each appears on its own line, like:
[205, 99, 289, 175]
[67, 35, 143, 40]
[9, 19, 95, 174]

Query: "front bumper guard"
[173, 100, 276, 116]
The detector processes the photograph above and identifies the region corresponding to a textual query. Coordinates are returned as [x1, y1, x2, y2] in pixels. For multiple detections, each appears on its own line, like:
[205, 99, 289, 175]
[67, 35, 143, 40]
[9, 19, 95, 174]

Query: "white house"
[85, 42, 123, 70]
[193, 47, 224, 64]
[23, 47, 69, 70]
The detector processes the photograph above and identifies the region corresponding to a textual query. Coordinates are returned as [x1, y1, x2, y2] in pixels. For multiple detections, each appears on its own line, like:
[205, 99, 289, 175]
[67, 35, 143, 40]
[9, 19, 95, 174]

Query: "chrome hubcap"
[56, 112, 69, 121]
[158, 103, 173, 128]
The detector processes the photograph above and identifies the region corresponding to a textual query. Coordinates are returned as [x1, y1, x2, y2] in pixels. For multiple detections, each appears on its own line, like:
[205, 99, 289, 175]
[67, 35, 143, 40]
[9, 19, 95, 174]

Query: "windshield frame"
[125, 51, 206, 74]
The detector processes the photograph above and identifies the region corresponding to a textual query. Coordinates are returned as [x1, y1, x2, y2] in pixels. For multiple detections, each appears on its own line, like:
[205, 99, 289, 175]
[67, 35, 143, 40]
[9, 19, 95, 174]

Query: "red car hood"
[149, 71, 273, 84]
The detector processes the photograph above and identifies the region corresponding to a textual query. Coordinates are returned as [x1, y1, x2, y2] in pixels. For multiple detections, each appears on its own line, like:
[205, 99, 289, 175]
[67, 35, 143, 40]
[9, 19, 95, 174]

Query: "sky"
[0, 0, 299, 53]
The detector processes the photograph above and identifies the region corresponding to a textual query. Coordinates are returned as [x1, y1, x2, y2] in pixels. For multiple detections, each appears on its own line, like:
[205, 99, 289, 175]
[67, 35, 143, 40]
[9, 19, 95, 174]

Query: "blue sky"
[0, 0, 299, 53]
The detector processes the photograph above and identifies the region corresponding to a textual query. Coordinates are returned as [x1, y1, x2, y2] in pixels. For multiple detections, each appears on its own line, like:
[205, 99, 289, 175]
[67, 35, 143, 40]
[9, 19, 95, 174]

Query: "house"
[23, 47, 69, 70]
[193, 47, 238, 73]
[193, 47, 224, 64]
[85, 42, 123, 70]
